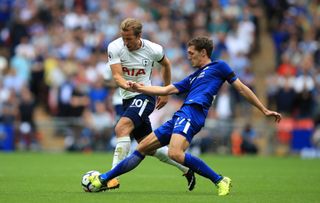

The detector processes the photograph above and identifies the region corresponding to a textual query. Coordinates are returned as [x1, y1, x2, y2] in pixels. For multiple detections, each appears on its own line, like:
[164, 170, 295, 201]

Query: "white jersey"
[107, 37, 164, 99]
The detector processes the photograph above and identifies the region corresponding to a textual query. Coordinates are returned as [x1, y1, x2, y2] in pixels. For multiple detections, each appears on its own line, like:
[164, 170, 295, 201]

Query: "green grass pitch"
[1, 152, 320, 203]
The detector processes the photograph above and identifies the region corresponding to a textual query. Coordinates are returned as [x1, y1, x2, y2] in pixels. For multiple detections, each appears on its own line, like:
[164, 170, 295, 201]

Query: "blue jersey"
[173, 60, 237, 123]
[154, 60, 237, 145]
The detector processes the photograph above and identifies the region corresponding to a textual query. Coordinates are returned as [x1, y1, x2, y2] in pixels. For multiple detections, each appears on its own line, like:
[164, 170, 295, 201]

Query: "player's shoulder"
[211, 60, 234, 76]
[211, 59, 227, 66]
[205, 60, 232, 75]
[108, 37, 124, 49]
[142, 38, 163, 51]
[208, 60, 230, 69]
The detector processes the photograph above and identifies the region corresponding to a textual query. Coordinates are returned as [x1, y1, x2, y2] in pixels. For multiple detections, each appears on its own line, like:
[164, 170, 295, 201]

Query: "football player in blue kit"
[90, 36, 282, 195]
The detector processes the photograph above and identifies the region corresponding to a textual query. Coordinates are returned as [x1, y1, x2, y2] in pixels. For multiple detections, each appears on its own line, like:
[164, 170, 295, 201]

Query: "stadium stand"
[0, 0, 319, 155]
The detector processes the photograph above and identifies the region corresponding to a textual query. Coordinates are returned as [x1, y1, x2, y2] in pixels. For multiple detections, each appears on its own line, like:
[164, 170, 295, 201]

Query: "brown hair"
[187, 36, 213, 57]
[120, 18, 143, 36]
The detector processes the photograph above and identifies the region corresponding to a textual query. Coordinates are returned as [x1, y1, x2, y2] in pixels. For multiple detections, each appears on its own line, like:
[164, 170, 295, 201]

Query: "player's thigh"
[122, 94, 155, 127]
[114, 116, 135, 136]
[131, 119, 152, 142]
[121, 94, 155, 136]
[137, 132, 162, 155]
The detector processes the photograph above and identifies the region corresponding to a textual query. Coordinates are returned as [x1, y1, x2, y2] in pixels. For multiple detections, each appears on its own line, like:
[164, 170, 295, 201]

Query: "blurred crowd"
[265, 0, 320, 120]
[263, 0, 320, 156]
[0, 0, 319, 154]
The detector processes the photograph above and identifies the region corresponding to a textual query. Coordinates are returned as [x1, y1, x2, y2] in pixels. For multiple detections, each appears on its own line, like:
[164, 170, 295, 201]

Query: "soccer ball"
[81, 170, 101, 192]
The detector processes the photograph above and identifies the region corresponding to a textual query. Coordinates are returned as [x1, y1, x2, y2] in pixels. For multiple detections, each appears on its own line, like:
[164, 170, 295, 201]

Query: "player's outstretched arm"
[128, 82, 179, 96]
[232, 79, 282, 122]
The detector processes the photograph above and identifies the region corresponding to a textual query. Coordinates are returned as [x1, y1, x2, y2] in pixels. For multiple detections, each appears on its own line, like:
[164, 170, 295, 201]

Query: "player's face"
[187, 46, 201, 68]
[121, 29, 141, 51]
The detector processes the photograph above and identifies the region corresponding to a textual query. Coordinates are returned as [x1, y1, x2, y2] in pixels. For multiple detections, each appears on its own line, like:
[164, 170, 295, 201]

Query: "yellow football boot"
[217, 176, 232, 196]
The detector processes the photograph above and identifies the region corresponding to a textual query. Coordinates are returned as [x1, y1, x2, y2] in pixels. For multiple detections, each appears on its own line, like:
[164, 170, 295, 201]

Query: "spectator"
[0, 0, 280, 153]
[82, 101, 114, 151]
[241, 123, 258, 154]
[17, 87, 39, 150]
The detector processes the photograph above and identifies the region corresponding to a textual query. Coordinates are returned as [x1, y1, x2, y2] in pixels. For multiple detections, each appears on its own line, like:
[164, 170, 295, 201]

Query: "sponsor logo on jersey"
[123, 67, 146, 76]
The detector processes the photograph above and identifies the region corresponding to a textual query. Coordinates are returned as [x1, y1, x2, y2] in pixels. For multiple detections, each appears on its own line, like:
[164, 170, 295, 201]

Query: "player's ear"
[200, 49, 207, 57]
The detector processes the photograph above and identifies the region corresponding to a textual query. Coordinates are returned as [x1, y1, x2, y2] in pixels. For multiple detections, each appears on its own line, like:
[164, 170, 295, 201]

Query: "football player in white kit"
[106, 18, 195, 191]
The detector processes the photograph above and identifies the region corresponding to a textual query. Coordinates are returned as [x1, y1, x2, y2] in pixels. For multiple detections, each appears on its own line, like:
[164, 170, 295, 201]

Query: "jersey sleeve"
[103, 62, 113, 80]
[150, 42, 165, 62]
[173, 76, 191, 93]
[219, 61, 237, 84]
[107, 42, 121, 65]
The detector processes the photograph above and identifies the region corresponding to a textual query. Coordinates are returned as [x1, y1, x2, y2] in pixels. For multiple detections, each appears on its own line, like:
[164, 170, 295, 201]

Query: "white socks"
[112, 136, 131, 169]
[153, 146, 189, 174]
[112, 137, 189, 175]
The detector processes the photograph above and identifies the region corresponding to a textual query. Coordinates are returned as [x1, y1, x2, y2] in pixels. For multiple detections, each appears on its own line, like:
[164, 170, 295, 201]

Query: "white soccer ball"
[81, 170, 101, 192]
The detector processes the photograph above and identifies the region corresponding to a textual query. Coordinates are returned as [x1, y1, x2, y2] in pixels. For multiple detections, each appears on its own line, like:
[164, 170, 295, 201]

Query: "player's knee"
[168, 148, 184, 164]
[115, 122, 131, 137]
[114, 124, 123, 136]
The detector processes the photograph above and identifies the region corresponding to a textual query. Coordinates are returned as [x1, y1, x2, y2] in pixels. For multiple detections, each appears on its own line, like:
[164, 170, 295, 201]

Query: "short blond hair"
[120, 18, 143, 36]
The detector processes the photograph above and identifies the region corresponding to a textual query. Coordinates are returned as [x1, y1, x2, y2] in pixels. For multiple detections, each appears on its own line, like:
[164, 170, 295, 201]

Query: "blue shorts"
[122, 94, 155, 141]
[154, 104, 205, 145]
[154, 115, 203, 146]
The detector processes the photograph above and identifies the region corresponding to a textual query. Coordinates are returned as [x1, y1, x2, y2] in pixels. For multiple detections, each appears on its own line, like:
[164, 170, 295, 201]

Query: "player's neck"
[135, 39, 142, 50]
[199, 58, 212, 68]
[131, 39, 142, 51]
[139, 39, 142, 48]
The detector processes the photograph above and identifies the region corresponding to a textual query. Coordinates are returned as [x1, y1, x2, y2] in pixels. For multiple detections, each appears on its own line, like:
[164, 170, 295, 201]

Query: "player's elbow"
[237, 88, 246, 97]
[239, 85, 253, 99]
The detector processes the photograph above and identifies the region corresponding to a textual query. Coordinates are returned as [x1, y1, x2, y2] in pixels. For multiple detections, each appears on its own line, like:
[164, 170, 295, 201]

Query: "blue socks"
[100, 150, 145, 182]
[184, 153, 222, 184]
[99, 150, 222, 185]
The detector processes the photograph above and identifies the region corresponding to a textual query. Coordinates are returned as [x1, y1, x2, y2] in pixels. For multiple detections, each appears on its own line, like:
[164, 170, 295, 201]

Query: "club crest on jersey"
[142, 59, 150, 66]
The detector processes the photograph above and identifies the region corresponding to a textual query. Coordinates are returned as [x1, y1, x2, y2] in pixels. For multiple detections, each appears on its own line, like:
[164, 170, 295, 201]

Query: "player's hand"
[264, 110, 282, 123]
[125, 81, 136, 92]
[127, 81, 144, 92]
[126, 81, 134, 87]
[156, 95, 169, 110]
